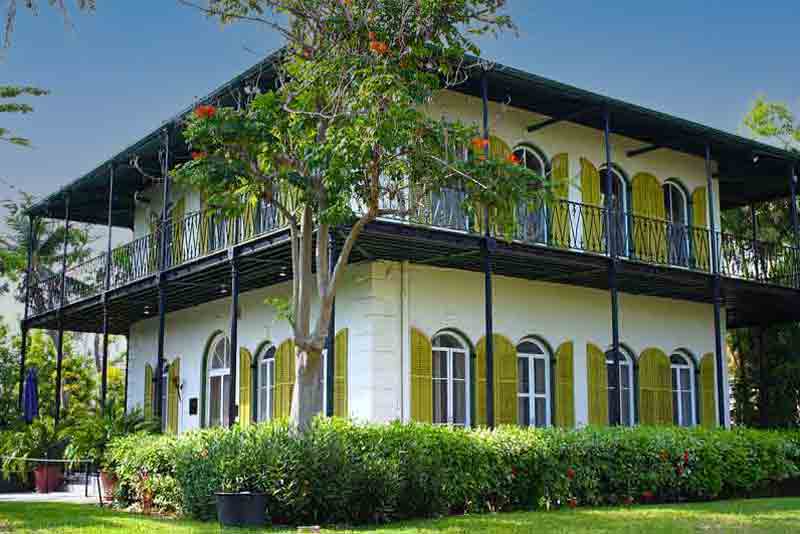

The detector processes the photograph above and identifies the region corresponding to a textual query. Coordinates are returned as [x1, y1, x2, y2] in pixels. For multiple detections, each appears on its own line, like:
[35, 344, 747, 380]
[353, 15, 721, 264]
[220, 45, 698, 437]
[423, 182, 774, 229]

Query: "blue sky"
[2, 0, 799, 206]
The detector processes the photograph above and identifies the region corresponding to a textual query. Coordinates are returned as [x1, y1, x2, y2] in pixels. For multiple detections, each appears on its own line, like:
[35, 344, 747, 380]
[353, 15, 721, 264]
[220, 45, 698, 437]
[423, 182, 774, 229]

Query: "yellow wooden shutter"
[555, 341, 575, 428]
[699, 352, 717, 428]
[199, 193, 210, 255]
[334, 329, 349, 418]
[638, 348, 672, 425]
[410, 328, 433, 423]
[167, 359, 180, 434]
[587, 343, 608, 425]
[550, 153, 571, 247]
[239, 348, 253, 426]
[475, 334, 517, 426]
[274, 339, 296, 419]
[580, 158, 604, 252]
[143, 363, 153, 420]
[692, 187, 710, 271]
[631, 173, 666, 263]
[171, 197, 186, 266]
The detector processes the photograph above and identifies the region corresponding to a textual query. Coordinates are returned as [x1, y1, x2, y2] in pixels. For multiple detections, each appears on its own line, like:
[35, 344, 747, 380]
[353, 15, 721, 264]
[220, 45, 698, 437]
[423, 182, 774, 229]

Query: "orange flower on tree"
[194, 105, 216, 119]
[369, 40, 389, 55]
[470, 137, 489, 151]
[506, 152, 521, 165]
[192, 151, 208, 161]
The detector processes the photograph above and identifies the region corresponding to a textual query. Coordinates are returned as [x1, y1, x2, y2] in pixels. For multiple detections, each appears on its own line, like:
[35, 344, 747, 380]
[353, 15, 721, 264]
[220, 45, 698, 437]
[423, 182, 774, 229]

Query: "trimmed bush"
[106, 420, 800, 524]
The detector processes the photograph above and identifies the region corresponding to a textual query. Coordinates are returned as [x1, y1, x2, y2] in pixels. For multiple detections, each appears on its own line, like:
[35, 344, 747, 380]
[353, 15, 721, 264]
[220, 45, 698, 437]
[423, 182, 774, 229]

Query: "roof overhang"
[28, 50, 798, 226]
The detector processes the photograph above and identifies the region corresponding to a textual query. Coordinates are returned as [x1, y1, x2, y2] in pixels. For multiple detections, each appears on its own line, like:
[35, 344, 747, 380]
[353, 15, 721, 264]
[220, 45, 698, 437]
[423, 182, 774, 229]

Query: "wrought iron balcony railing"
[27, 195, 800, 317]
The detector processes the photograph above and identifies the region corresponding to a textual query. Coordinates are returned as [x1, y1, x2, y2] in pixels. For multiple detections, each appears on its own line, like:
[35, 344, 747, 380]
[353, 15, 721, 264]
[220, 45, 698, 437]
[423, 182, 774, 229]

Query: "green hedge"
[107, 420, 800, 524]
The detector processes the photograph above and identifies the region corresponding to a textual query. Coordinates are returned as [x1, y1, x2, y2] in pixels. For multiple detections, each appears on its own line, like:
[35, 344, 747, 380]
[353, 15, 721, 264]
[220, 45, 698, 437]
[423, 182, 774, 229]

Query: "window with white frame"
[432, 333, 469, 426]
[671, 353, 696, 427]
[207, 335, 231, 428]
[513, 145, 548, 244]
[257, 346, 276, 422]
[606, 348, 635, 426]
[161, 365, 169, 432]
[517, 339, 550, 427]
[664, 180, 690, 266]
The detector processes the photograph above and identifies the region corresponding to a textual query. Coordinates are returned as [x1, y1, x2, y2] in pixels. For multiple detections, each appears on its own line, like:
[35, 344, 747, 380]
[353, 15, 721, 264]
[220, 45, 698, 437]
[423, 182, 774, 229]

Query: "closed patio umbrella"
[23, 368, 39, 424]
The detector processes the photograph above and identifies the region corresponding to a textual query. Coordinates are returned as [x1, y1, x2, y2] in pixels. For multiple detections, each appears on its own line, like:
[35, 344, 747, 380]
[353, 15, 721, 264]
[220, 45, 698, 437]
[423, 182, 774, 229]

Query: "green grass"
[1, 499, 800, 533]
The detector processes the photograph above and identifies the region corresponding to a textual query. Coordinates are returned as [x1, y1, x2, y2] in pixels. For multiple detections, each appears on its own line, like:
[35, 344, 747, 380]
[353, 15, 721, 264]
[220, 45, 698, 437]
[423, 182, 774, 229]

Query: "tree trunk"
[289, 347, 324, 431]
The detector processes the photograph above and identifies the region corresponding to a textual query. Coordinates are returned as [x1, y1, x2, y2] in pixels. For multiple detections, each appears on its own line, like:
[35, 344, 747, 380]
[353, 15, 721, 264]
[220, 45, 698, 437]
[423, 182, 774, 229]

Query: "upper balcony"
[26, 193, 800, 330]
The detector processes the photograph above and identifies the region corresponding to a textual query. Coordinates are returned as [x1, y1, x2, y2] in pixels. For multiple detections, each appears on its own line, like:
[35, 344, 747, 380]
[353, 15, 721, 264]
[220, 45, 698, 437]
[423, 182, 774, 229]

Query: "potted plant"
[63, 401, 155, 501]
[1, 417, 65, 493]
[215, 454, 267, 527]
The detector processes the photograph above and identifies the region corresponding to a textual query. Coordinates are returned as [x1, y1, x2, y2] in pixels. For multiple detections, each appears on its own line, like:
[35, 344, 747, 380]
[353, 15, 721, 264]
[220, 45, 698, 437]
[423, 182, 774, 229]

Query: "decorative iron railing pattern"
[28, 196, 800, 317]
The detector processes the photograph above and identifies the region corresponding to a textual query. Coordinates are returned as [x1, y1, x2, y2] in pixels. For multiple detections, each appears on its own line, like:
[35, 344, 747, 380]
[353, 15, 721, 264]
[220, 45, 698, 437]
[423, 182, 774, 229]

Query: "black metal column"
[790, 164, 799, 248]
[325, 238, 338, 417]
[54, 193, 71, 427]
[481, 71, 495, 428]
[155, 128, 171, 423]
[101, 163, 115, 413]
[705, 144, 726, 427]
[750, 204, 760, 281]
[17, 214, 35, 412]
[603, 109, 622, 425]
[228, 253, 239, 427]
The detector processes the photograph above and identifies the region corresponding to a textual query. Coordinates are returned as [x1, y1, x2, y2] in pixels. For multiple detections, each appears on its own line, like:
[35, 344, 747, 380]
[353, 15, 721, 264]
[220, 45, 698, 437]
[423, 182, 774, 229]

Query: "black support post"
[155, 129, 171, 424]
[54, 193, 71, 427]
[17, 215, 35, 412]
[790, 164, 799, 248]
[325, 238, 338, 417]
[228, 253, 239, 427]
[101, 163, 115, 413]
[481, 71, 495, 428]
[603, 109, 622, 426]
[705, 144, 726, 428]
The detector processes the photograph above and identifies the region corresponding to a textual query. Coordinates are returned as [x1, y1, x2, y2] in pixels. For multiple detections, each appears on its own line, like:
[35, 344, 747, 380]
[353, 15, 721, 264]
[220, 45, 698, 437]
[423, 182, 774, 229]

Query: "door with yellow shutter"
[475, 334, 516, 426]
[699, 353, 717, 428]
[239, 348, 253, 426]
[333, 329, 349, 418]
[554, 341, 575, 428]
[274, 339, 296, 419]
[638, 348, 672, 425]
[410, 328, 433, 423]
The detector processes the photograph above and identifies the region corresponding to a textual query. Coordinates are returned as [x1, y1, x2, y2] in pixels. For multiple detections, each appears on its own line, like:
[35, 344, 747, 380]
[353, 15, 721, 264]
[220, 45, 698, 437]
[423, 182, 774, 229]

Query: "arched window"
[513, 145, 548, 244]
[671, 353, 696, 427]
[256, 345, 276, 422]
[207, 334, 231, 428]
[600, 166, 629, 256]
[606, 347, 635, 426]
[160, 365, 169, 432]
[663, 180, 690, 266]
[432, 332, 470, 426]
[517, 338, 550, 427]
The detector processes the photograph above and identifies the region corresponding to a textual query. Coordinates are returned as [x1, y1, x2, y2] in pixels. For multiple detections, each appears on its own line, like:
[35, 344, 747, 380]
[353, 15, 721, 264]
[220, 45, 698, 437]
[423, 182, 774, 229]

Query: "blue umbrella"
[23, 368, 39, 424]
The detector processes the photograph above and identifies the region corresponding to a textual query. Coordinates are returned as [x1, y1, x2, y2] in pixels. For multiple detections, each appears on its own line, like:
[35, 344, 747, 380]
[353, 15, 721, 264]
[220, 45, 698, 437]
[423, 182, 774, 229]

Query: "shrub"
[106, 421, 800, 525]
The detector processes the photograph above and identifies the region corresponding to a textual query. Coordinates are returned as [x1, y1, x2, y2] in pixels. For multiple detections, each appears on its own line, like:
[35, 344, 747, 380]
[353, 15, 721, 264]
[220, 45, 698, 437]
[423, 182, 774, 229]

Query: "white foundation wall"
[127, 260, 731, 430]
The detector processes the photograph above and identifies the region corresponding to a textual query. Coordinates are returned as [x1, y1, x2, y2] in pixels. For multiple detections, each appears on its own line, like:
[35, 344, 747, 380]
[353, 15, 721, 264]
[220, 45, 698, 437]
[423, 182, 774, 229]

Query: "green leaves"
[0, 85, 50, 147]
[744, 97, 800, 150]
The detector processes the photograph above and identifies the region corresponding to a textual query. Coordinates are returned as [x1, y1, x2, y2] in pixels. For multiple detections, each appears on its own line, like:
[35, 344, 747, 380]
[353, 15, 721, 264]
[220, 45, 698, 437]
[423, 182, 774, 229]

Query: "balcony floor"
[24, 220, 800, 335]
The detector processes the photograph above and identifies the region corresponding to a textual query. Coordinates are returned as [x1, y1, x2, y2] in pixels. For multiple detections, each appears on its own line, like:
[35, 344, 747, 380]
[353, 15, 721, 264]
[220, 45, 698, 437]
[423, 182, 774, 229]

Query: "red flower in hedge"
[623, 496, 634, 506]
[191, 151, 207, 161]
[567, 497, 577, 509]
[566, 467, 576, 480]
[683, 450, 689, 464]
[676, 465, 684, 476]
[369, 40, 389, 55]
[641, 490, 654, 501]
[194, 105, 216, 119]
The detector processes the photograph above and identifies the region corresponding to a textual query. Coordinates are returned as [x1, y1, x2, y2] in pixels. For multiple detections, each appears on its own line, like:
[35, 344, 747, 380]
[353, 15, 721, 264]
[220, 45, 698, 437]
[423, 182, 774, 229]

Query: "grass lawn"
[1, 498, 800, 533]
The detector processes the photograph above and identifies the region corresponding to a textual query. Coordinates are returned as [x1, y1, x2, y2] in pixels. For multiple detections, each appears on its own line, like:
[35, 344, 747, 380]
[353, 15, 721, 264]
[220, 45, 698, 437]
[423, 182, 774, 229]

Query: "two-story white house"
[22, 53, 800, 433]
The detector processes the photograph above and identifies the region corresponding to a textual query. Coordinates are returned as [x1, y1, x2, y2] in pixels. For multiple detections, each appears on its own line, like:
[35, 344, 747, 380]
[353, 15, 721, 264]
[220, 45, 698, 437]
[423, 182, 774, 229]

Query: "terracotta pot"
[33, 464, 63, 493]
[100, 471, 118, 501]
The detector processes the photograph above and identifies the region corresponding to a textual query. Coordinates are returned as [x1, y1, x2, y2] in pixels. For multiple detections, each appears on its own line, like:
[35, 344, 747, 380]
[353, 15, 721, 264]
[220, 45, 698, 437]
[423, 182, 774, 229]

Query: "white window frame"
[606, 349, 635, 426]
[600, 166, 629, 256]
[664, 180, 690, 265]
[432, 334, 470, 427]
[257, 346, 276, 423]
[207, 335, 231, 428]
[671, 353, 696, 427]
[513, 145, 548, 244]
[160, 366, 169, 432]
[517, 339, 551, 427]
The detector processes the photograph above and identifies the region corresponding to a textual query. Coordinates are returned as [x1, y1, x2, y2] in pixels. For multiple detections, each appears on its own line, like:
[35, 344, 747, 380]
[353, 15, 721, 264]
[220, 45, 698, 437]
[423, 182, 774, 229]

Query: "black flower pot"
[215, 492, 268, 527]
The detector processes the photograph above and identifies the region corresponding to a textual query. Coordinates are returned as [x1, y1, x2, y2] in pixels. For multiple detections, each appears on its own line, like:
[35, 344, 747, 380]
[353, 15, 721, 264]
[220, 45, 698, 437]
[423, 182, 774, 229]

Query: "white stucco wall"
[127, 260, 730, 431]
